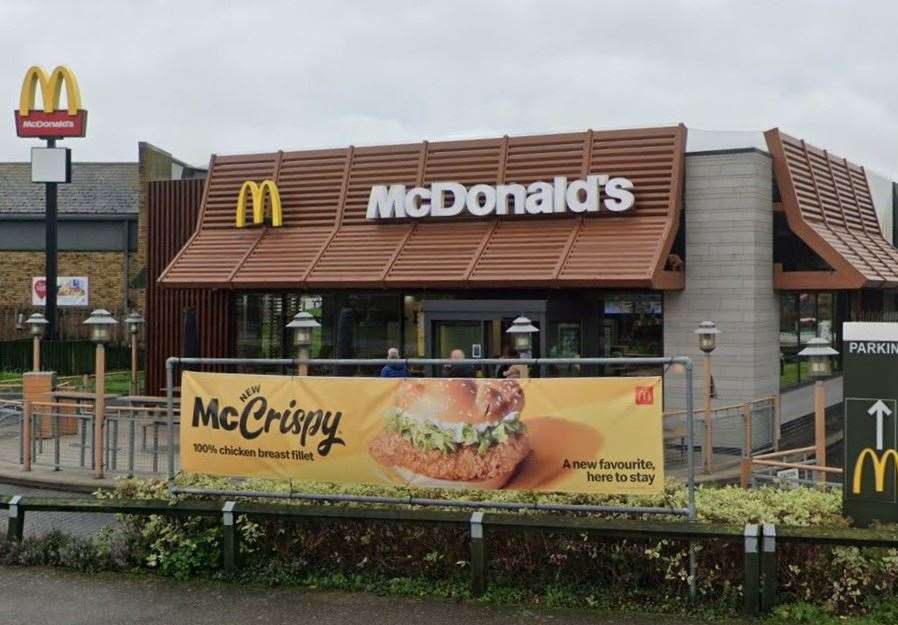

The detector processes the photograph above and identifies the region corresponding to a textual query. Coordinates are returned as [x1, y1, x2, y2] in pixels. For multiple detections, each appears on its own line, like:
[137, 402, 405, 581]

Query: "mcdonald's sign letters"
[236, 180, 283, 228]
[844, 322, 898, 525]
[14, 65, 87, 138]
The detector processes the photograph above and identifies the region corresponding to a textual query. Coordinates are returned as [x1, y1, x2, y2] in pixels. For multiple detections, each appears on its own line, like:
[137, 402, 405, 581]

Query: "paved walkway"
[0, 567, 749, 625]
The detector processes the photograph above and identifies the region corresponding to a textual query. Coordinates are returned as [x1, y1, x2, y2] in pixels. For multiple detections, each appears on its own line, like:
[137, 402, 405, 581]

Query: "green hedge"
[83, 476, 898, 619]
[0, 339, 131, 376]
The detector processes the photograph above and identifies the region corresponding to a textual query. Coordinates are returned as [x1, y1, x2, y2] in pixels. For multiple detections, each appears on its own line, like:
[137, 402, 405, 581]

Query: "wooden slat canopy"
[766, 128, 898, 289]
[159, 126, 687, 290]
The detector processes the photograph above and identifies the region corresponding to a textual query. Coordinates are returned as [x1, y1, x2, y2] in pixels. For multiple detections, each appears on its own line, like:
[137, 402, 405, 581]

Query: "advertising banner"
[180, 372, 664, 494]
[31, 276, 89, 307]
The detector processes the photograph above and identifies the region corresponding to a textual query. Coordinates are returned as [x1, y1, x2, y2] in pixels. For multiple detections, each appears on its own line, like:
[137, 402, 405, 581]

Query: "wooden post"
[703, 353, 713, 473]
[32, 336, 40, 372]
[130, 332, 138, 395]
[814, 381, 826, 485]
[742, 402, 752, 459]
[740, 458, 752, 489]
[22, 400, 32, 472]
[298, 345, 309, 377]
[773, 395, 781, 452]
[94, 343, 105, 479]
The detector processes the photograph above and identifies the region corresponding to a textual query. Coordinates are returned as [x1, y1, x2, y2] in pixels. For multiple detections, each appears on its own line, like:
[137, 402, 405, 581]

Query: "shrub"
[89, 475, 898, 616]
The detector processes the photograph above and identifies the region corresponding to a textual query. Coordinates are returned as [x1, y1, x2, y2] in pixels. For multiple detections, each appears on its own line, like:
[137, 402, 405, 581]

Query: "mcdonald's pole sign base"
[843, 322, 898, 525]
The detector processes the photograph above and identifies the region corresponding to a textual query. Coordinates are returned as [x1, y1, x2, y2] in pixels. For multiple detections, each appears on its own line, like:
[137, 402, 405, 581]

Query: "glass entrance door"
[432, 320, 490, 359]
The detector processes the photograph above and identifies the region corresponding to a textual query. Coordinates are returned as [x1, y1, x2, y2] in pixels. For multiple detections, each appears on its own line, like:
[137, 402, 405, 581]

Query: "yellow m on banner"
[236, 180, 283, 228]
[19, 66, 82, 115]
[852, 448, 898, 495]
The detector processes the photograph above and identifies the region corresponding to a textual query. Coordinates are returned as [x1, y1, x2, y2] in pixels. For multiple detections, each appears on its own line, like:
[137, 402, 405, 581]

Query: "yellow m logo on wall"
[19, 66, 82, 115]
[236, 180, 283, 228]
[852, 448, 898, 495]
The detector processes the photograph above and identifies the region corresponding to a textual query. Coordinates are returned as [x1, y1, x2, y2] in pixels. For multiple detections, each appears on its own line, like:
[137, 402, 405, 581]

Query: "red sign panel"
[14, 110, 87, 138]
[635, 386, 654, 405]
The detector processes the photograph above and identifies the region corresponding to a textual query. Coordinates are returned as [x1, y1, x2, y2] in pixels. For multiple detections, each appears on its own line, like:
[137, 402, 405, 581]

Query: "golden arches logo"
[19, 66, 82, 115]
[852, 448, 898, 495]
[236, 180, 283, 228]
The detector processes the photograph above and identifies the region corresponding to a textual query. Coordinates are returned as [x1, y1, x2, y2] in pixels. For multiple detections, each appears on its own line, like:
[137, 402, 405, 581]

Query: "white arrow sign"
[868, 400, 892, 451]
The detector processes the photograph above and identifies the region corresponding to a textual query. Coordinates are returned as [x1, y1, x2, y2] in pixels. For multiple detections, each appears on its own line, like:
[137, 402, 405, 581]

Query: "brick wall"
[663, 149, 779, 410]
[0, 250, 126, 309]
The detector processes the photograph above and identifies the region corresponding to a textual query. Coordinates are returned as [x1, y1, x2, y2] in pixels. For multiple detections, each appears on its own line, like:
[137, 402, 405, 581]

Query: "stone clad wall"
[663, 149, 779, 410]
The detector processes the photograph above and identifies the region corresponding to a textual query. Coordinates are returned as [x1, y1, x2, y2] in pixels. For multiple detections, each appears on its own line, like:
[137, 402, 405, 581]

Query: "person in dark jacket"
[443, 348, 475, 378]
[380, 347, 409, 378]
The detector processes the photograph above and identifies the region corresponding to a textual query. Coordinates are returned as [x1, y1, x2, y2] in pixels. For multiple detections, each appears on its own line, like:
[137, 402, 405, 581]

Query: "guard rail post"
[222, 501, 238, 574]
[743, 524, 760, 616]
[761, 523, 777, 613]
[6, 495, 24, 543]
[469, 511, 486, 597]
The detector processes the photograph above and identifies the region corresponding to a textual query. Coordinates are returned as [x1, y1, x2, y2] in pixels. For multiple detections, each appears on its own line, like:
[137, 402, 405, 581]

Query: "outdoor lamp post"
[125, 311, 144, 395]
[694, 321, 720, 473]
[798, 337, 838, 484]
[287, 311, 320, 376]
[25, 312, 48, 372]
[506, 316, 539, 378]
[84, 309, 117, 479]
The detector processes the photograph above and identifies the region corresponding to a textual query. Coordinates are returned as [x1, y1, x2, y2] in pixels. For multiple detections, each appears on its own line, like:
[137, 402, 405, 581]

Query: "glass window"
[798, 293, 817, 345]
[234, 293, 285, 359]
[817, 292, 834, 343]
[779, 293, 798, 348]
[602, 293, 663, 358]
[601, 293, 663, 378]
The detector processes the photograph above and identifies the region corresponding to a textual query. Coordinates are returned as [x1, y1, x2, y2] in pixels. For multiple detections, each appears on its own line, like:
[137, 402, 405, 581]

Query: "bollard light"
[287, 311, 321, 348]
[798, 337, 838, 378]
[694, 320, 720, 354]
[506, 316, 539, 353]
[125, 310, 144, 336]
[26, 312, 48, 338]
[83, 308, 117, 344]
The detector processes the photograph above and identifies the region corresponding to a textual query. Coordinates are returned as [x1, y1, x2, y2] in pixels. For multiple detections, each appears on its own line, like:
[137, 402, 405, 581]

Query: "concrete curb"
[0, 462, 119, 494]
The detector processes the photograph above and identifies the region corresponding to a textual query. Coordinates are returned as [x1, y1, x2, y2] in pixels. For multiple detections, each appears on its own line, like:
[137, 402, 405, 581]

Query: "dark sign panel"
[843, 322, 898, 525]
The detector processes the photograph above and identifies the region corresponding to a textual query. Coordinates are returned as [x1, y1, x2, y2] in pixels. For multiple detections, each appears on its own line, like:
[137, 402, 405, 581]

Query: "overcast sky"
[3, 1, 898, 177]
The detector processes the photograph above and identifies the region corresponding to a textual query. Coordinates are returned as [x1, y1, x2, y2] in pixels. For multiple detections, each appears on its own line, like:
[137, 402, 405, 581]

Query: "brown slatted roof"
[766, 129, 898, 289]
[159, 126, 687, 290]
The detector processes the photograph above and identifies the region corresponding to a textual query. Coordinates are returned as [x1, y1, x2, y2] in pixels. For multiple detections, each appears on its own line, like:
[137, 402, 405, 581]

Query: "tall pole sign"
[14, 66, 87, 339]
[843, 322, 898, 526]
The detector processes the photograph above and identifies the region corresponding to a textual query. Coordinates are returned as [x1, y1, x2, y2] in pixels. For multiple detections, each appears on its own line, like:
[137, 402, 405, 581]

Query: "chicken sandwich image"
[369, 378, 530, 489]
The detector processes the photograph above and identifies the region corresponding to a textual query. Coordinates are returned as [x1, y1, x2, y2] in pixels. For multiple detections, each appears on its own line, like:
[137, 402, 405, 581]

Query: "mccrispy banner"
[180, 372, 664, 494]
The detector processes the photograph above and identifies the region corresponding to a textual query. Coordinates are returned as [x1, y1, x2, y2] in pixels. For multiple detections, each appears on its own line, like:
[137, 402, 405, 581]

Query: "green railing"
[5, 495, 894, 615]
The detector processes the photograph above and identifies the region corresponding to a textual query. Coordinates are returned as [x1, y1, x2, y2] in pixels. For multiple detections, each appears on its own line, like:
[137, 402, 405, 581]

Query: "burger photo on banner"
[369, 379, 531, 489]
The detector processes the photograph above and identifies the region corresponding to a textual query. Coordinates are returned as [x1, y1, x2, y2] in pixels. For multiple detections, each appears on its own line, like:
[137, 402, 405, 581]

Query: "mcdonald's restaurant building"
[147, 125, 898, 414]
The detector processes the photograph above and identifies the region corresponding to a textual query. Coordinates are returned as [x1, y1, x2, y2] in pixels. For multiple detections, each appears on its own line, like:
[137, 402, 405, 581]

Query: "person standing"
[443, 348, 475, 378]
[380, 347, 409, 378]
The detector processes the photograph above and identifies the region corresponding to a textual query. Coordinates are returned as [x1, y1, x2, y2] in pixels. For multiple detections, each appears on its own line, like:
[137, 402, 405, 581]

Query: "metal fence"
[664, 395, 778, 474]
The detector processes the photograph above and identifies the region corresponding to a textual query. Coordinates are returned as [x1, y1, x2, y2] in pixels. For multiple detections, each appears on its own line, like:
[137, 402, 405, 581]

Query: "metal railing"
[664, 395, 779, 473]
[4, 494, 897, 617]
[19, 400, 181, 478]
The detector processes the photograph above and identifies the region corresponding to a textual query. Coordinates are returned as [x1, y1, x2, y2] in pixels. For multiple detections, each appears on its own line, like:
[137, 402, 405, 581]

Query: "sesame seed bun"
[396, 379, 524, 425]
